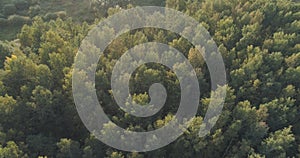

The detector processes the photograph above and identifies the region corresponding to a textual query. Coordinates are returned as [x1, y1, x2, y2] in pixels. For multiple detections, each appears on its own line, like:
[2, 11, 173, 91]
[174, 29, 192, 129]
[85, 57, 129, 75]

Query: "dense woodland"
[0, 0, 300, 157]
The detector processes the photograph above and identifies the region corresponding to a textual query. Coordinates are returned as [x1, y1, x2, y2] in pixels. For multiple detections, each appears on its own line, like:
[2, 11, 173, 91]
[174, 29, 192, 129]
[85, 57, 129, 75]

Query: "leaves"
[0, 0, 299, 157]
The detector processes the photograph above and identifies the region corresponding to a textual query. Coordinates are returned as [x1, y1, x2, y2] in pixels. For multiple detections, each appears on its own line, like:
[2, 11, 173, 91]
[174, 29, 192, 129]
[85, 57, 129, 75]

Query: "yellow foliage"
[5, 54, 17, 64]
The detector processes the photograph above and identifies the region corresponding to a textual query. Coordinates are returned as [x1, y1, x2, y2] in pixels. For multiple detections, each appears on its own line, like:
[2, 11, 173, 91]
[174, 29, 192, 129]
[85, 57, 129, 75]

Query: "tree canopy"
[0, 0, 299, 157]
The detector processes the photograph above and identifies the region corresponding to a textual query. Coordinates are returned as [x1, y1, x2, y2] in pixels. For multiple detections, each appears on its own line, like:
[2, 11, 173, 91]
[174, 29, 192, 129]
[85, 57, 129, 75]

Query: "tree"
[261, 98, 297, 131]
[0, 41, 13, 69]
[26, 134, 56, 157]
[260, 126, 296, 157]
[56, 138, 81, 158]
[0, 95, 18, 129]
[0, 141, 26, 158]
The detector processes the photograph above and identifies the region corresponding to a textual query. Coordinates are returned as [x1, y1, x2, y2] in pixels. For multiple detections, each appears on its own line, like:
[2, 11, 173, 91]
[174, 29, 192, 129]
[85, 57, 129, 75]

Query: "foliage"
[3, 4, 17, 16]
[0, 0, 299, 157]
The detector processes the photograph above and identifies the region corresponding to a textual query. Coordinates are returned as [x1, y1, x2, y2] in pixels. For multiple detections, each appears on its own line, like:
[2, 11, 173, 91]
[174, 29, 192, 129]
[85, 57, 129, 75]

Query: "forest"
[0, 0, 300, 157]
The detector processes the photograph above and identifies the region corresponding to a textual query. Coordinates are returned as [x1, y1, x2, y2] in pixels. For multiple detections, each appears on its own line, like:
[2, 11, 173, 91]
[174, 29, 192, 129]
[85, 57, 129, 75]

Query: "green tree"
[260, 126, 296, 157]
[56, 138, 81, 158]
[0, 141, 26, 158]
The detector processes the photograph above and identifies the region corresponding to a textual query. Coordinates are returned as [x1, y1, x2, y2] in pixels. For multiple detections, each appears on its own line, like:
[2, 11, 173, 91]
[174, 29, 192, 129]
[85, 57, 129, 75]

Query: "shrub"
[43, 12, 58, 21]
[7, 15, 31, 25]
[0, 18, 8, 27]
[27, 0, 40, 5]
[43, 11, 67, 21]
[55, 11, 67, 19]
[0, 41, 13, 68]
[3, 4, 17, 16]
[14, 0, 29, 10]
[28, 5, 41, 17]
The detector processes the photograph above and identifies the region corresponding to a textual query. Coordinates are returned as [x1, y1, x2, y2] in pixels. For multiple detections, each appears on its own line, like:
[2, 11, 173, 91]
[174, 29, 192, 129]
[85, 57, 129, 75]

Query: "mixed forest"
[0, 0, 300, 157]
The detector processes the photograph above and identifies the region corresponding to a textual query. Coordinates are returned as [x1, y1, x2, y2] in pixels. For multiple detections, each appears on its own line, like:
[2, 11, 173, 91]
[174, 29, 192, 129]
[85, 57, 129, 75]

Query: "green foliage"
[260, 126, 296, 157]
[56, 139, 81, 158]
[28, 5, 41, 17]
[7, 15, 31, 25]
[13, 0, 29, 10]
[0, 18, 8, 27]
[0, 41, 12, 68]
[0, 0, 299, 157]
[0, 141, 26, 158]
[2, 4, 17, 16]
[43, 11, 68, 21]
[262, 98, 297, 131]
[26, 135, 56, 157]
